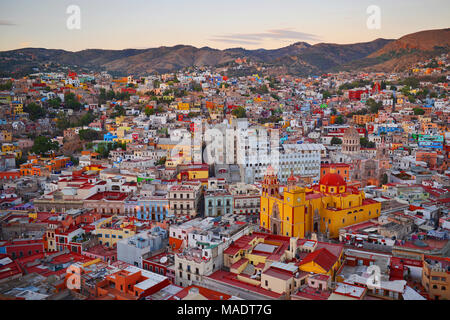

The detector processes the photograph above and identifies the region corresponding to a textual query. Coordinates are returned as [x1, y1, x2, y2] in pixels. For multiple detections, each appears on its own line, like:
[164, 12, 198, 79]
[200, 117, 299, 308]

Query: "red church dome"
[320, 172, 346, 187]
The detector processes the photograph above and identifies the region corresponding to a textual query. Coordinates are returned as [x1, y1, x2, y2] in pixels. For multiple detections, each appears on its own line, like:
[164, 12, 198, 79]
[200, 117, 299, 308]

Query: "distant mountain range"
[0, 28, 448, 77]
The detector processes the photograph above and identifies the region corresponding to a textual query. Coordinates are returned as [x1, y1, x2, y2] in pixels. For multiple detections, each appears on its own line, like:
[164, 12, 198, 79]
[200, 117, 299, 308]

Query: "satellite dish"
[160, 257, 168, 264]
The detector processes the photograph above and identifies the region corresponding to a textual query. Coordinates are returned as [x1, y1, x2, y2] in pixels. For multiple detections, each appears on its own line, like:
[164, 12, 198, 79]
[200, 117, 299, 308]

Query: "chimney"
[290, 237, 298, 256]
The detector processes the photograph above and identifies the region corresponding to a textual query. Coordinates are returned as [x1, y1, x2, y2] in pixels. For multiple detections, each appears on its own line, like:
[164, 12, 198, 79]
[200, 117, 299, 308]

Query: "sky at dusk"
[0, 0, 449, 52]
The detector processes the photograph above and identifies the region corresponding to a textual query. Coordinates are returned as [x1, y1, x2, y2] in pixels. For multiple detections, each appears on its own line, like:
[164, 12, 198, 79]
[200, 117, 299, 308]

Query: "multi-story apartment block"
[422, 255, 450, 300]
[229, 183, 260, 217]
[168, 182, 202, 218]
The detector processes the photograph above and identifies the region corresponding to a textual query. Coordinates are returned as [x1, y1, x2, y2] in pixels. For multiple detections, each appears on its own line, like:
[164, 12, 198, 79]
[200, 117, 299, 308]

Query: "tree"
[0, 80, 12, 91]
[110, 105, 126, 118]
[366, 98, 383, 114]
[78, 111, 96, 127]
[360, 137, 376, 148]
[408, 95, 416, 103]
[78, 129, 101, 141]
[381, 173, 388, 185]
[31, 136, 59, 155]
[413, 108, 425, 116]
[331, 137, 343, 145]
[322, 90, 332, 100]
[402, 77, 420, 89]
[156, 157, 166, 166]
[48, 97, 62, 108]
[144, 107, 156, 117]
[64, 93, 83, 111]
[232, 106, 247, 119]
[334, 115, 345, 125]
[270, 93, 280, 101]
[95, 141, 127, 159]
[24, 103, 46, 121]
[70, 155, 79, 166]
[56, 114, 71, 130]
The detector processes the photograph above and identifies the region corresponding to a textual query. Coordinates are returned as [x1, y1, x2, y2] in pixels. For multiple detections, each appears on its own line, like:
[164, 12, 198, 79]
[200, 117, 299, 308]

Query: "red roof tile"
[299, 248, 337, 272]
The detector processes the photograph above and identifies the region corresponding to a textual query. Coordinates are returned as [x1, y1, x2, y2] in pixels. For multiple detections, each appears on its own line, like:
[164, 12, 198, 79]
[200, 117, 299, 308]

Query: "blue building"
[104, 132, 118, 142]
[378, 126, 403, 135]
[204, 191, 234, 217]
[125, 196, 169, 222]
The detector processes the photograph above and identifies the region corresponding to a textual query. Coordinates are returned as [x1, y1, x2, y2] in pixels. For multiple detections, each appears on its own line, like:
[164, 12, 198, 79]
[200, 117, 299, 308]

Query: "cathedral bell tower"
[262, 165, 280, 198]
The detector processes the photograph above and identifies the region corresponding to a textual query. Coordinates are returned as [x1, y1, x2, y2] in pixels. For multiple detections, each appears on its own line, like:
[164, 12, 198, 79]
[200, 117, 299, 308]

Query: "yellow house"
[1, 143, 16, 153]
[177, 102, 190, 111]
[94, 216, 136, 247]
[11, 102, 24, 114]
[158, 140, 200, 164]
[0, 130, 12, 142]
[113, 137, 132, 144]
[115, 116, 126, 125]
[165, 157, 184, 168]
[260, 167, 381, 239]
[176, 165, 209, 183]
[116, 126, 130, 138]
[298, 247, 344, 279]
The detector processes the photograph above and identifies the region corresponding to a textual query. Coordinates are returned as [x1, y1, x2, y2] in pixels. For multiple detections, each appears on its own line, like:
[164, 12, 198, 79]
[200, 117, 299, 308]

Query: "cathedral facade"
[260, 166, 381, 239]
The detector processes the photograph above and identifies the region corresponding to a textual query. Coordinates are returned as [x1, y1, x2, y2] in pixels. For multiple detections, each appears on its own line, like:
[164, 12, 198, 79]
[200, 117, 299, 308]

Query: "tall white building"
[276, 144, 324, 184]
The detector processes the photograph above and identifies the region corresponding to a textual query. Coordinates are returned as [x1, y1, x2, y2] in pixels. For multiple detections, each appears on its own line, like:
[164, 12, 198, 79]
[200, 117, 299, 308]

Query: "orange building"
[353, 114, 376, 125]
[416, 151, 438, 169]
[20, 156, 70, 176]
[320, 163, 351, 182]
[0, 171, 20, 180]
[96, 266, 171, 300]
[422, 255, 450, 300]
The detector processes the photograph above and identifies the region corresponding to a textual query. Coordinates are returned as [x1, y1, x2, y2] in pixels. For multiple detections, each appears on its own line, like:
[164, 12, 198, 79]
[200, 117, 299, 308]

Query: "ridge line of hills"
[0, 28, 448, 77]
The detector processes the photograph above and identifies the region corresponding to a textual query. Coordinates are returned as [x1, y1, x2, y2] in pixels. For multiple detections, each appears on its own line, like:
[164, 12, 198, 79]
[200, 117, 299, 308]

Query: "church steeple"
[287, 170, 297, 189]
[262, 165, 280, 198]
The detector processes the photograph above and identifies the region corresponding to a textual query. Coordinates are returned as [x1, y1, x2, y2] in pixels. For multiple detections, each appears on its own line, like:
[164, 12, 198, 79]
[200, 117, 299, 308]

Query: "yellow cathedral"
[260, 166, 381, 239]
